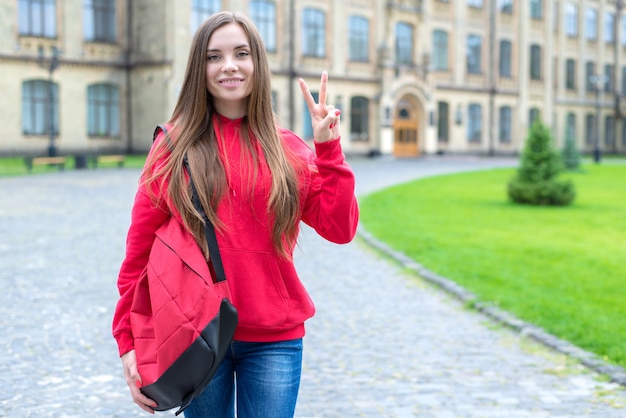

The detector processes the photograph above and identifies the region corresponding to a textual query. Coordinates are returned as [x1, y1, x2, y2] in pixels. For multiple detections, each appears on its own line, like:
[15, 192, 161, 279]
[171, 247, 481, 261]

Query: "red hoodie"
[112, 115, 359, 356]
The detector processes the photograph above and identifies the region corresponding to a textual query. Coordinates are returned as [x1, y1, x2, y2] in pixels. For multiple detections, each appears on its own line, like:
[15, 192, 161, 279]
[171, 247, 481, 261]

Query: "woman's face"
[205, 22, 254, 119]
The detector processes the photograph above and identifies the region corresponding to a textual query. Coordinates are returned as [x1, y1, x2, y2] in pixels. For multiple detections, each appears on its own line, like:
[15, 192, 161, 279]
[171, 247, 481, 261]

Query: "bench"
[91, 154, 125, 168]
[24, 156, 67, 173]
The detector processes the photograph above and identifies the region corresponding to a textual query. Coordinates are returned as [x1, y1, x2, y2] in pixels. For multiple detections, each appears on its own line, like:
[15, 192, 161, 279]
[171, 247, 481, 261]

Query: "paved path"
[0, 156, 624, 417]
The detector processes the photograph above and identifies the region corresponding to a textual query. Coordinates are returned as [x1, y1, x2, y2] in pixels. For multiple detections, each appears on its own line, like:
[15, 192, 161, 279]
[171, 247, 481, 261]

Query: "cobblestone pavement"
[0, 156, 625, 417]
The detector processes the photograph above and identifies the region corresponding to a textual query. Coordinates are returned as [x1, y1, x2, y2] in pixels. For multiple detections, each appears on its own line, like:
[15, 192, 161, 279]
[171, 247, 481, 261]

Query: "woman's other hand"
[121, 349, 158, 414]
[299, 71, 341, 143]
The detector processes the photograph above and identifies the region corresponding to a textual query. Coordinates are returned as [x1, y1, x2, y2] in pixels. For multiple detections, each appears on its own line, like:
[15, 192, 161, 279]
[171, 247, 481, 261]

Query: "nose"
[222, 57, 238, 72]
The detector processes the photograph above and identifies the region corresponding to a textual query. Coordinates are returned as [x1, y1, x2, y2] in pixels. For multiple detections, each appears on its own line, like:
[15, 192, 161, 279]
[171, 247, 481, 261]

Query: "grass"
[0, 154, 147, 176]
[359, 164, 626, 370]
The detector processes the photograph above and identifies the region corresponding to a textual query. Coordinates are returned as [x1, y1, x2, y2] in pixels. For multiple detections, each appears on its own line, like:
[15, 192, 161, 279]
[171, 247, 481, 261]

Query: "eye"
[207, 55, 220, 61]
[236, 50, 250, 58]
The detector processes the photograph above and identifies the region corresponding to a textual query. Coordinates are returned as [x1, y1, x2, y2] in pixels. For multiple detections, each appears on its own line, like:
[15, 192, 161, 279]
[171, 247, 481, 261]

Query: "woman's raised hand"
[299, 71, 341, 143]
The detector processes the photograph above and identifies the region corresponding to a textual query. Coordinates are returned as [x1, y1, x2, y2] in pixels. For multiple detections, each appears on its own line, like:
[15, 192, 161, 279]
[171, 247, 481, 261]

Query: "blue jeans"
[184, 339, 303, 418]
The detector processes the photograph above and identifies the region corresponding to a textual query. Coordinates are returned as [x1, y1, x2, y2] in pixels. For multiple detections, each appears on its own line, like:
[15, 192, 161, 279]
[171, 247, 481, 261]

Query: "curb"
[356, 224, 626, 387]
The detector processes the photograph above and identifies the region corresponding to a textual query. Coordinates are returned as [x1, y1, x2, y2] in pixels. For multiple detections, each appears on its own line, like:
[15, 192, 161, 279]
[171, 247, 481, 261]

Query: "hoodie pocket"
[219, 248, 292, 329]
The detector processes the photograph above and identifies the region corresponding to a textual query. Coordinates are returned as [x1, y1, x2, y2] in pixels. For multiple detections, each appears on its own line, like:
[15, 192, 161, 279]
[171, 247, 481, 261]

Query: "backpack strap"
[185, 156, 226, 284]
[152, 124, 226, 283]
[153, 124, 174, 151]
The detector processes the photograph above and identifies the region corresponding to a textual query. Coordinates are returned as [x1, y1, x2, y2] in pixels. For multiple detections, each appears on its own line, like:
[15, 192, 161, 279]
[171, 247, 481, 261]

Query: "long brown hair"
[143, 11, 301, 258]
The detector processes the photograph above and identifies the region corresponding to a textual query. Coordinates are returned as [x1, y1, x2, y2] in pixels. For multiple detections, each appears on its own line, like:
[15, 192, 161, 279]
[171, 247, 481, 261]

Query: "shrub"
[508, 121, 575, 206]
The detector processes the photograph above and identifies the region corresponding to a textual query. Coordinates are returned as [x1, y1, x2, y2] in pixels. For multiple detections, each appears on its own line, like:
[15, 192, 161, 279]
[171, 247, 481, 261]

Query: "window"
[467, 35, 482, 74]
[250, 0, 276, 52]
[83, 0, 116, 43]
[499, 106, 512, 143]
[586, 8, 597, 41]
[302, 8, 325, 57]
[395, 22, 413, 65]
[499, 40, 512, 77]
[467, 0, 483, 8]
[622, 16, 626, 46]
[566, 59, 576, 89]
[348, 16, 369, 62]
[622, 119, 626, 145]
[18, 0, 57, 37]
[585, 114, 594, 145]
[529, 108, 540, 125]
[350, 96, 369, 141]
[303, 91, 318, 139]
[432, 30, 448, 70]
[565, 3, 578, 37]
[605, 65, 614, 93]
[586, 62, 595, 92]
[437, 102, 449, 143]
[605, 12, 615, 43]
[622, 67, 626, 95]
[499, 0, 513, 13]
[467, 104, 482, 143]
[22, 80, 58, 135]
[566, 113, 576, 141]
[530, 0, 542, 19]
[530, 44, 541, 80]
[191, 0, 221, 33]
[87, 84, 120, 137]
[605, 116, 615, 146]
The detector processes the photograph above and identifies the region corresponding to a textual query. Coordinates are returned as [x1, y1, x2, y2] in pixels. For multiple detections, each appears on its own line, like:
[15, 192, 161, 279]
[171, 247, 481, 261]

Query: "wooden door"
[393, 105, 419, 157]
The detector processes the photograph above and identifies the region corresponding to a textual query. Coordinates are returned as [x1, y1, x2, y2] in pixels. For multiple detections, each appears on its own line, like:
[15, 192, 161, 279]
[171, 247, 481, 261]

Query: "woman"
[112, 11, 359, 417]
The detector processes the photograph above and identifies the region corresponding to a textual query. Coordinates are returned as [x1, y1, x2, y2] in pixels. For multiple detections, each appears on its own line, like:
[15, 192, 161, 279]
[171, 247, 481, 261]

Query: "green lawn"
[359, 164, 626, 369]
[0, 155, 147, 176]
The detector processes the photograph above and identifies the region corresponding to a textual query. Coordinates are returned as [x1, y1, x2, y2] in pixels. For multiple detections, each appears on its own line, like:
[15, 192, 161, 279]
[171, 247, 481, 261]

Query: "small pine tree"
[562, 134, 581, 171]
[508, 121, 575, 206]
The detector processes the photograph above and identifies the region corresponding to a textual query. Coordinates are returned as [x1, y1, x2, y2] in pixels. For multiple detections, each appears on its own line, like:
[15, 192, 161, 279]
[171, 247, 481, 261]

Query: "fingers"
[318, 71, 328, 109]
[315, 106, 341, 143]
[300, 72, 341, 142]
[323, 106, 341, 130]
[128, 381, 157, 413]
[298, 71, 330, 116]
[121, 350, 157, 413]
[298, 78, 317, 114]
[128, 376, 158, 413]
[329, 110, 341, 130]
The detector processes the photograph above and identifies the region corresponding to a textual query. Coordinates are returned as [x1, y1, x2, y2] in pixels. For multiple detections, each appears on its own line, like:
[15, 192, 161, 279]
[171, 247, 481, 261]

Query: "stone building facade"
[1, 0, 625, 157]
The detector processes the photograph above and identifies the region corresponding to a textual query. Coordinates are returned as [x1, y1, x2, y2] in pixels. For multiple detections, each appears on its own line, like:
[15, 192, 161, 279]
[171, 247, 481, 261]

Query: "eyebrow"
[206, 44, 250, 53]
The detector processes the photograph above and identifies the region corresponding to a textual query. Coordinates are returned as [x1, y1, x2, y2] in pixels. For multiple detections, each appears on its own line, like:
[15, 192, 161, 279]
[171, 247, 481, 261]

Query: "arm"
[301, 139, 359, 243]
[112, 132, 172, 412]
[112, 186, 169, 356]
[298, 72, 359, 243]
[113, 186, 167, 413]
[112, 130, 172, 355]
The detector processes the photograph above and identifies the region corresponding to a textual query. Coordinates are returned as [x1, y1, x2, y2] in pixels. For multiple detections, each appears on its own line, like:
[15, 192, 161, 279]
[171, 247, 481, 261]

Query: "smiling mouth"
[219, 78, 244, 85]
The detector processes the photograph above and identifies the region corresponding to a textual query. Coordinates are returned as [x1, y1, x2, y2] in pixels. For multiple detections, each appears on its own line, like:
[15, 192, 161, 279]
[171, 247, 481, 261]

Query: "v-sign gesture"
[299, 71, 341, 143]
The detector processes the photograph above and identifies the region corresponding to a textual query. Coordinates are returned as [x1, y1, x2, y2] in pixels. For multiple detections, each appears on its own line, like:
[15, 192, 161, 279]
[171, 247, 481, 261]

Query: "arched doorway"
[393, 99, 419, 157]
